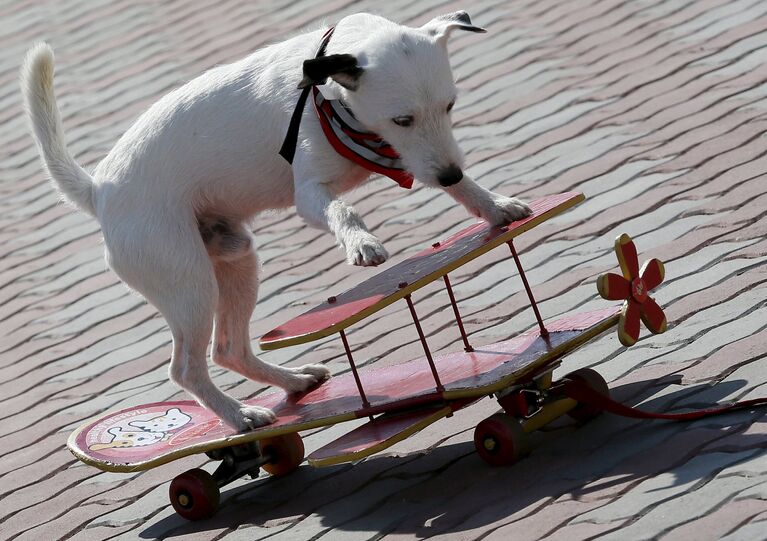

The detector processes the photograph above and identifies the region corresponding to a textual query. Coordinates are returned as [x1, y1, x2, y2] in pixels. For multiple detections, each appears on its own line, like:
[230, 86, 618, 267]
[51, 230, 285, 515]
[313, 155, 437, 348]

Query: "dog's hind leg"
[104, 213, 276, 431]
[209, 230, 330, 392]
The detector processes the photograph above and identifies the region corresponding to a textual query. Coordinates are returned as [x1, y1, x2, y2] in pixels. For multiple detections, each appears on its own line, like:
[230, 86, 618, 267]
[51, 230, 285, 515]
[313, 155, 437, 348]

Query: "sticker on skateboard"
[80, 404, 222, 458]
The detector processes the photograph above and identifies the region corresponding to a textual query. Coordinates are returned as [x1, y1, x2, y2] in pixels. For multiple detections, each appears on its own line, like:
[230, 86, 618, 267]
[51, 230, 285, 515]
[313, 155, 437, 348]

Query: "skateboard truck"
[516, 389, 545, 419]
[206, 441, 271, 486]
[169, 433, 305, 520]
[496, 364, 560, 419]
[475, 367, 606, 467]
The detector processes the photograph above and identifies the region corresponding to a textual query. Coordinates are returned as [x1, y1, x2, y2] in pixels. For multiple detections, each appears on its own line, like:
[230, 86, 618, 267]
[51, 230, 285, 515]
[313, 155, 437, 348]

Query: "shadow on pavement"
[141, 376, 767, 539]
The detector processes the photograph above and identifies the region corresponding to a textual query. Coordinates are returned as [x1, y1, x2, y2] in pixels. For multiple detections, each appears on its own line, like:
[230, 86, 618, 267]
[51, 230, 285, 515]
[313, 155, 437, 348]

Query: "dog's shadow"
[141, 376, 767, 539]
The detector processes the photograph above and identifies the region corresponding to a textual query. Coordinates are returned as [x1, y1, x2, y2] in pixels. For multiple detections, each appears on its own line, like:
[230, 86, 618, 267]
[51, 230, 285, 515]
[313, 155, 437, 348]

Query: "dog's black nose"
[437, 164, 463, 186]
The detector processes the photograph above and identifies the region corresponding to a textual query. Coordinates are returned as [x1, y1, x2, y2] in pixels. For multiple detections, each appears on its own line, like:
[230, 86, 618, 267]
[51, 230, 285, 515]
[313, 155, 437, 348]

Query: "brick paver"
[1, 0, 766, 539]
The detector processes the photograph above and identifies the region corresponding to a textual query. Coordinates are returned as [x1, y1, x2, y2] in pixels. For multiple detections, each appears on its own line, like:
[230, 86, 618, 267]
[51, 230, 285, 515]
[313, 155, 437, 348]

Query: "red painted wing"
[261, 192, 584, 349]
[71, 307, 620, 471]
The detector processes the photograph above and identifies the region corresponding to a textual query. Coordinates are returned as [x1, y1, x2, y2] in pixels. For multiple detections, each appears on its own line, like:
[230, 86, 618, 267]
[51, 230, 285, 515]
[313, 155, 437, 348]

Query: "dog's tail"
[20, 43, 96, 216]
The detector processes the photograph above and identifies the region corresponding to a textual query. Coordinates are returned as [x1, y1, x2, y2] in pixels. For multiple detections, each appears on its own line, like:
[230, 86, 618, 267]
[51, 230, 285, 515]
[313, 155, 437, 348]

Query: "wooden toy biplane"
[69, 191, 676, 520]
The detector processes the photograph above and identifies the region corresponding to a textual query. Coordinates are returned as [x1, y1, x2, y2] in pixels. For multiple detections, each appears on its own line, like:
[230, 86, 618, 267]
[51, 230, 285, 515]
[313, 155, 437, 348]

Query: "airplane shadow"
[140, 376, 767, 539]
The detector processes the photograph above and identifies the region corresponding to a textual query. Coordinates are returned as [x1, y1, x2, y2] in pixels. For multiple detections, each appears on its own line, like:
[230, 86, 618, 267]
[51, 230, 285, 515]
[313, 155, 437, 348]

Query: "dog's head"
[304, 12, 485, 188]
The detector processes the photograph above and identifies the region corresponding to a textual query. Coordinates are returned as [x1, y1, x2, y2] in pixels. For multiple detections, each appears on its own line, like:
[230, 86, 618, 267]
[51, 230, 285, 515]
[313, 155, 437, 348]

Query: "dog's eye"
[447, 100, 455, 113]
[392, 115, 414, 127]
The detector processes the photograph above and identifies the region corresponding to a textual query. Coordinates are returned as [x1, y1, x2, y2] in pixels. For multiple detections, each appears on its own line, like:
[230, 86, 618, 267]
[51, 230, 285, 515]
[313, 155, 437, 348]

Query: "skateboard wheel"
[474, 413, 530, 467]
[169, 468, 220, 521]
[566, 368, 609, 422]
[260, 432, 305, 476]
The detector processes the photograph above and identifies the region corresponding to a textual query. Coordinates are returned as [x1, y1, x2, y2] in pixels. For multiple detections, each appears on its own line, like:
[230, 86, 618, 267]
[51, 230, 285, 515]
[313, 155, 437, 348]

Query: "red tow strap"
[559, 378, 767, 421]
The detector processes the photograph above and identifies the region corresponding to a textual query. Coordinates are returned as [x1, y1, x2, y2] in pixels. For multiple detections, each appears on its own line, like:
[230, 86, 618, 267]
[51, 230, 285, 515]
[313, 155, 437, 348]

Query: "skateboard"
[68, 192, 665, 520]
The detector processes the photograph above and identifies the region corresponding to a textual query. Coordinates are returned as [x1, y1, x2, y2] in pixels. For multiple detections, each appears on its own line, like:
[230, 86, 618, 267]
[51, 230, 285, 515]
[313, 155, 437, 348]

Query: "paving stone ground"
[1, 0, 767, 539]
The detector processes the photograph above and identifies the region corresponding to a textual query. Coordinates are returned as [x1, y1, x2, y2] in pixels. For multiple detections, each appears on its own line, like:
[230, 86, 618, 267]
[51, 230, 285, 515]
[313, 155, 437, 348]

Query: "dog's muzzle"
[438, 164, 463, 186]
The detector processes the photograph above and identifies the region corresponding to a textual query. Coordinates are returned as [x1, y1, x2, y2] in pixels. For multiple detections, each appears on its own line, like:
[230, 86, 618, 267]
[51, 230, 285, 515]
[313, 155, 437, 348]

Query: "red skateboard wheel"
[474, 413, 530, 467]
[260, 432, 305, 476]
[565, 368, 610, 422]
[169, 468, 220, 521]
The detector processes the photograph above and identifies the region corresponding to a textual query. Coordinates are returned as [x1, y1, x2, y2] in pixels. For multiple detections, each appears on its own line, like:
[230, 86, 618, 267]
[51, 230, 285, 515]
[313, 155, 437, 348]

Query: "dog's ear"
[298, 54, 363, 91]
[422, 11, 487, 44]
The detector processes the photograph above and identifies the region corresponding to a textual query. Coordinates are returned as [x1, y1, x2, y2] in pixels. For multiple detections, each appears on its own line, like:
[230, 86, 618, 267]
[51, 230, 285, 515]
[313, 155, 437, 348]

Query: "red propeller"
[597, 233, 667, 346]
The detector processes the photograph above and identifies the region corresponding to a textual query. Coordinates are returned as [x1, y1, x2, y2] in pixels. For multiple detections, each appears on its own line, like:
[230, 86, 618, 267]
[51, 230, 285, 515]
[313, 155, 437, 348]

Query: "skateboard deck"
[68, 306, 619, 472]
[260, 192, 585, 350]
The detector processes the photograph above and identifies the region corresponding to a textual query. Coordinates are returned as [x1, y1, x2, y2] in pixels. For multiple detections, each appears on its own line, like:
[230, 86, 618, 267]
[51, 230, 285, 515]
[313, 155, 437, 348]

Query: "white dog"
[21, 11, 531, 431]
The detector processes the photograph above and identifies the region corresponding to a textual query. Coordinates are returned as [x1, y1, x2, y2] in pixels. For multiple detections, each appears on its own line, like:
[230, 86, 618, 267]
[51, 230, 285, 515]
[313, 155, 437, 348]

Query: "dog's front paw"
[482, 196, 533, 226]
[345, 232, 389, 267]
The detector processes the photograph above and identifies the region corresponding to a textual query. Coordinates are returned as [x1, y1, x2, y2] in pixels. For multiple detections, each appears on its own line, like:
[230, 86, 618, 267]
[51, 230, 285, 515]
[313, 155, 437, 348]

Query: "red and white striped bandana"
[312, 87, 414, 189]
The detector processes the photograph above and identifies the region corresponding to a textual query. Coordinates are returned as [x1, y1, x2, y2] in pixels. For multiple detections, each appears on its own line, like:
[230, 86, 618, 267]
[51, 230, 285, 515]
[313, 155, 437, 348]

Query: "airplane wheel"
[260, 432, 305, 476]
[169, 468, 220, 521]
[566, 368, 610, 422]
[474, 413, 530, 467]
